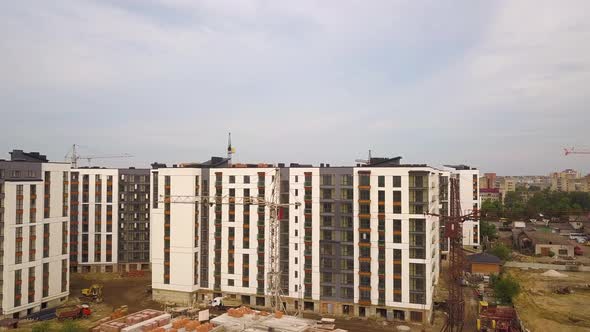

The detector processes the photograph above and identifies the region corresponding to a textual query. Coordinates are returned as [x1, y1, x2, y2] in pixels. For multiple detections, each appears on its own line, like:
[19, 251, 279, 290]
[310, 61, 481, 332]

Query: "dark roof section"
[444, 164, 477, 170]
[363, 156, 402, 167]
[521, 230, 572, 245]
[9, 150, 48, 162]
[467, 253, 502, 264]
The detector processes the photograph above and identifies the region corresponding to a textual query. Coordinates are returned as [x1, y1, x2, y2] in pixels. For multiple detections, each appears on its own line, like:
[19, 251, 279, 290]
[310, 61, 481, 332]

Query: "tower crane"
[428, 176, 479, 332]
[65, 144, 133, 168]
[158, 168, 300, 314]
[564, 147, 590, 156]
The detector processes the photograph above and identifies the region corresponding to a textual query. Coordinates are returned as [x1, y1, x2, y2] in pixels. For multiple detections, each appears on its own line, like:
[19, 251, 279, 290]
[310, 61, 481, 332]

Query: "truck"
[57, 305, 92, 321]
[211, 297, 241, 309]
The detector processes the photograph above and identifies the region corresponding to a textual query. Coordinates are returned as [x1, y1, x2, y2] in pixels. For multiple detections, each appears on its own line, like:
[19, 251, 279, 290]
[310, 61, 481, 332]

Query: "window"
[244, 175, 250, 184]
[228, 279, 234, 286]
[341, 175, 353, 186]
[378, 190, 385, 201]
[392, 176, 401, 187]
[359, 190, 370, 201]
[229, 176, 235, 184]
[378, 176, 385, 187]
[393, 191, 402, 213]
[410, 311, 423, 322]
[393, 220, 402, 243]
[321, 175, 334, 186]
[341, 188, 353, 200]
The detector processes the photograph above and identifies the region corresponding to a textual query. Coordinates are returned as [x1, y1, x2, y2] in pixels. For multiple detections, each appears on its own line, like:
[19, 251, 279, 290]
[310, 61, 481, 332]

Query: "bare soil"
[19, 272, 163, 331]
[510, 268, 590, 332]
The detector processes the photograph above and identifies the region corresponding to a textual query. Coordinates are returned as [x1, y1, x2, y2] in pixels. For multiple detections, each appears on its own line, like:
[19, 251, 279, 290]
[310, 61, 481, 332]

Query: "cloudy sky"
[1, 1, 589, 175]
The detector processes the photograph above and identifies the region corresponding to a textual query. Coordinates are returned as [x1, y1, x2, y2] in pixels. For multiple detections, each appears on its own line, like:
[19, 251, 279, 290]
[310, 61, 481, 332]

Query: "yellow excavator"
[81, 284, 103, 303]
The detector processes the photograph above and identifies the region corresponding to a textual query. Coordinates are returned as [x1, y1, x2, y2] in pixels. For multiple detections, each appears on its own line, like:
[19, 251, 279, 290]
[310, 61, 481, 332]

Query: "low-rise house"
[515, 230, 575, 257]
[512, 221, 526, 229]
[466, 253, 502, 275]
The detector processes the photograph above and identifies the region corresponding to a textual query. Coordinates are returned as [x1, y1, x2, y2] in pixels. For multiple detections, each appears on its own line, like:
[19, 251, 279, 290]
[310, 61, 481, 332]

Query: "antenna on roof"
[355, 149, 372, 165]
[227, 132, 235, 165]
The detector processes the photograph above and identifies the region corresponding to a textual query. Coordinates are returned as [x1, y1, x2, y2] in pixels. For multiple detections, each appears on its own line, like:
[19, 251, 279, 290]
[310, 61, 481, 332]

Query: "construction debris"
[541, 269, 568, 278]
[211, 307, 318, 332]
[554, 286, 573, 294]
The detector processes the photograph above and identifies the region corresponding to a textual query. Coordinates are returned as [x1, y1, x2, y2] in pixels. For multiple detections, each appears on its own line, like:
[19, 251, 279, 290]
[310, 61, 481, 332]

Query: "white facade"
[441, 167, 481, 248]
[352, 168, 440, 314]
[70, 169, 119, 271]
[0, 163, 70, 318]
[151, 163, 442, 322]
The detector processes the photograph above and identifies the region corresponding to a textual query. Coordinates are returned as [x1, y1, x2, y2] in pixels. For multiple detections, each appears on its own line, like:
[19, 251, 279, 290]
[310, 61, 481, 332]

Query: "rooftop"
[153, 155, 433, 170]
[467, 253, 502, 264]
[521, 230, 572, 246]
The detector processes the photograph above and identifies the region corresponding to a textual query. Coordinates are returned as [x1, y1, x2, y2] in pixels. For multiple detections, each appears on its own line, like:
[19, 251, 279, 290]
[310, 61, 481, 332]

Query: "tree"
[489, 243, 511, 261]
[481, 199, 503, 218]
[480, 220, 498, 241]
[493, 275, 521, 304]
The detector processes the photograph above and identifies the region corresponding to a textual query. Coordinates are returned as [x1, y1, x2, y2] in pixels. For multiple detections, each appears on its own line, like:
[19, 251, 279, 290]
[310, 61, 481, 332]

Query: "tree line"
[481, 190, 590, 219]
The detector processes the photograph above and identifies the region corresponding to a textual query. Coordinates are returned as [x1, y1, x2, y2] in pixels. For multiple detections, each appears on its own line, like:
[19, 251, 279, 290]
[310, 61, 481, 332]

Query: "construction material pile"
[227, 306, 254, 318]
[92, 309, 171, 332]
[541, 269, 568, 278]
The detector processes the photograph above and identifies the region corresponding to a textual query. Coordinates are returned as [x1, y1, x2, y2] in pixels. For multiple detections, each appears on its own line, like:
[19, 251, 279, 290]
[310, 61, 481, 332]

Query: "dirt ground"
[19, 273, 163, 331]
[19, 271, 461, 332]
[510, 268, 590, 332]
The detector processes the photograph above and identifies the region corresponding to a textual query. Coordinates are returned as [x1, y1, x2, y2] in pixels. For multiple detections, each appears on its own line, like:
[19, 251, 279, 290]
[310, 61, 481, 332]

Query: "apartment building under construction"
[150, 156, 448, 323]
[0, 151, 70, 318]
[69, 167, 150, 273]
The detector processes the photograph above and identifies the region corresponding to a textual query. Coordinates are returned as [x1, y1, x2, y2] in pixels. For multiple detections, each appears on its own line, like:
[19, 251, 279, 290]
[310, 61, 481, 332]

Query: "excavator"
[81, 284, 104, 303]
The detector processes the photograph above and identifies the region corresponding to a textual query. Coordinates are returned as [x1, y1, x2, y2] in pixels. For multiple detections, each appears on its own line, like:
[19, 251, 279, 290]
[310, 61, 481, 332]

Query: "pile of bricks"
[122, 270, 146, 277]
[155, 317, 214, 332]
[227, 306, 255, 318]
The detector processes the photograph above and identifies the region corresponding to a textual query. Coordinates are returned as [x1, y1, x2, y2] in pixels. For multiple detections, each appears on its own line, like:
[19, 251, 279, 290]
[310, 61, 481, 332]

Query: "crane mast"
[65, 144, 133, 168]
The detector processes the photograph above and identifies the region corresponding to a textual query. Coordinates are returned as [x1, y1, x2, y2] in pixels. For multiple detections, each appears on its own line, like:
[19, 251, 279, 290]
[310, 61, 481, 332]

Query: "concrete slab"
[211, 312, 317, 332]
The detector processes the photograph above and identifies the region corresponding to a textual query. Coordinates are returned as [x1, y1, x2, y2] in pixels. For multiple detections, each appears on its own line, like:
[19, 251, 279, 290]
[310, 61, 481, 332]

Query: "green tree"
[481, 199, 503, 218]
[489, 243, 511, 261]
[480, 220, 498, 240]
[493, 275, 521, 304]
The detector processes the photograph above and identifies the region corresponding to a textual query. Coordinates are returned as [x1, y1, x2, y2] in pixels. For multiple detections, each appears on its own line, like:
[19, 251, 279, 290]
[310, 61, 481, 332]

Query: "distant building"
[515, 230, 574, 257]
[499, 178, 516, 201]
[550, 169, 581, 192]
[480, 173, 497, 190]
[480, 188, 501, 203]
[466, 253, 501, 275]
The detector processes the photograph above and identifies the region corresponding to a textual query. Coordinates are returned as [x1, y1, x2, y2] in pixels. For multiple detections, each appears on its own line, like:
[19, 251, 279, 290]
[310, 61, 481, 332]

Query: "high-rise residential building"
[550, 169, 581, 192]
[69, 168, 150, 273]
[0, 151, 70, 318]
[479, 173, 497, 190]
[150, 156, 441, 323]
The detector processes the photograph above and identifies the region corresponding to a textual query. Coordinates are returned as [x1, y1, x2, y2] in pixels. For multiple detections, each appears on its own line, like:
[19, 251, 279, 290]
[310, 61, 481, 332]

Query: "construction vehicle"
[81, 284, 103, 303]
[211, 296, 241, 309]
[57, 305, 92, 321]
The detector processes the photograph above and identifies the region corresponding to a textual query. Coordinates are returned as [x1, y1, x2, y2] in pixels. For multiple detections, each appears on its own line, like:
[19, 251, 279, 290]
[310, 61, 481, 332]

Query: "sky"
[1, 0, 589, 175]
